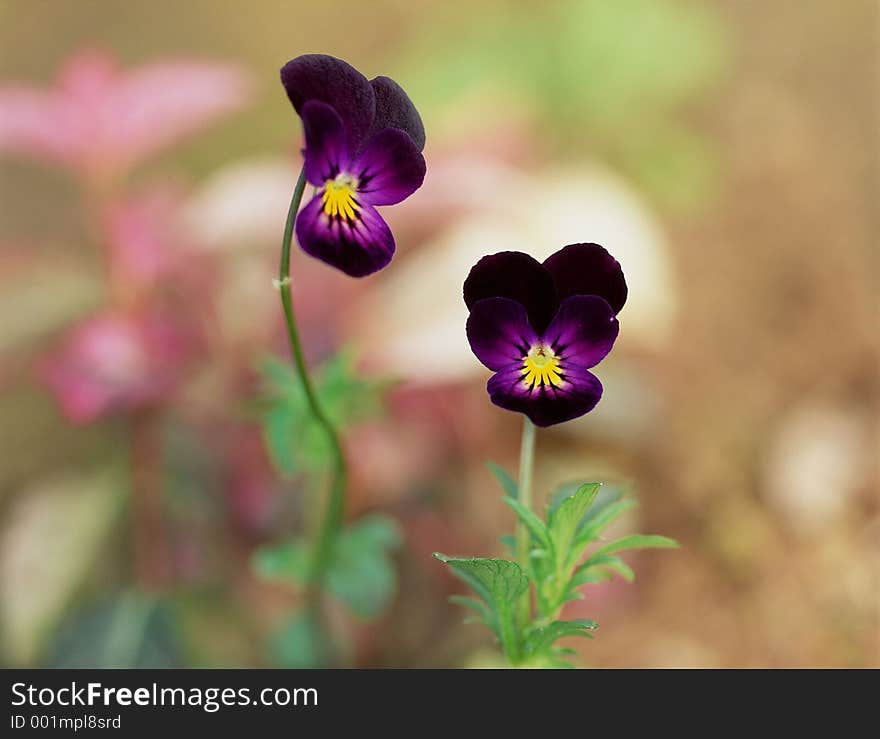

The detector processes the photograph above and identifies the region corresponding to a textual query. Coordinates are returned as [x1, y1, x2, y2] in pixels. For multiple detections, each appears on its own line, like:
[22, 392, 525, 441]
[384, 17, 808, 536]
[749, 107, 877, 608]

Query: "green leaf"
[448, 595, 492, 626]
[433, 555, 528, 608]
[547, 480, 590, 518]
[486, 461, 518, 499]
[434, 554, 528, 660]
[553, 647, 579, 658]
[549, 482, 632, 540]
[568, 537, 678, 594]
[539, 483, 607, 611]
[548, 482, 601, 525]
[502, 497, 551, 550]
[568, 569, 608, 588]
[589, 534, 679, 560]
[575, 554, 636, 583]
[574, 499, 638, 549]
[547, 482, 601, 560]
[524, 618, 599, 662]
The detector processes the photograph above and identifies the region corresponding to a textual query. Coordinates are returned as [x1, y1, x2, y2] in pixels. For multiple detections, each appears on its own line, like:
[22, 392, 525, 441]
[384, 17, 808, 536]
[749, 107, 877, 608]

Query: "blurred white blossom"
[354, 163, 677, 383]
[763, 401, 872, 535]
[185, 158, 300, 251]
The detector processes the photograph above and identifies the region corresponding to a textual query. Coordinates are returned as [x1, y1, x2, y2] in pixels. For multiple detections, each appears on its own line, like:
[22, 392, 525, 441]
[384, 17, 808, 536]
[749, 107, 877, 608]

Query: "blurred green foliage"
[254, 350, 400, 659]
[44, 593, 179, 668]
[257, 351, 387, 480]
[402, 0, 728, 210]
[270, 612, 337, 669]
[255, 514, 402, 620]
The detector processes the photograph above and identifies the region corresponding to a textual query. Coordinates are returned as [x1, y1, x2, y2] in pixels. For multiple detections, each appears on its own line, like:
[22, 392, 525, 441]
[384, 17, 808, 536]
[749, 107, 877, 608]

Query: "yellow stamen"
[522, 345, 564, 389]
[322, 173, 359, 221]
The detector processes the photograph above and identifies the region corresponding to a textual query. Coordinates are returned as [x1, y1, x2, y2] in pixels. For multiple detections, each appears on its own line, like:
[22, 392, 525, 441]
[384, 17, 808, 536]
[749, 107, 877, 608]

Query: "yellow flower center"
[522, 345, 564, 389]
[322, 173, 359, 220]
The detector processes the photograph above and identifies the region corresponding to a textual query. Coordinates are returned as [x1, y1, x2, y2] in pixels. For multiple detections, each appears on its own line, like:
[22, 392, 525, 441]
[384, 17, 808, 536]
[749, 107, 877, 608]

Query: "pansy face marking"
[464, 244, 627, 427]
[322, 173, 360, 221]
[522, 344, 564, 390]
[281, 54, 426, 277]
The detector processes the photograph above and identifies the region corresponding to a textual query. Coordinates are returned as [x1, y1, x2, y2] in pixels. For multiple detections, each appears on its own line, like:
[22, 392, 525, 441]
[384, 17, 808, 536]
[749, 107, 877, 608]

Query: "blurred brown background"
[0, 0, 876, 667]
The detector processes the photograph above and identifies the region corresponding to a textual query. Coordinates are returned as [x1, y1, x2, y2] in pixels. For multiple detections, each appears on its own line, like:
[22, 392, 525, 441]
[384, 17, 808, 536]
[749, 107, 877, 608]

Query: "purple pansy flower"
[464, 243, 627, 427]
[280, 54, 426, 277]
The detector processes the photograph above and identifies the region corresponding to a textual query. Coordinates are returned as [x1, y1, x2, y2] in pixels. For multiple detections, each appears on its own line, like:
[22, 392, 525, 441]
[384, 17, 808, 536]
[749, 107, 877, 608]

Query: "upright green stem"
[278, 167, 348, 619]
[515, 417, 536, 637]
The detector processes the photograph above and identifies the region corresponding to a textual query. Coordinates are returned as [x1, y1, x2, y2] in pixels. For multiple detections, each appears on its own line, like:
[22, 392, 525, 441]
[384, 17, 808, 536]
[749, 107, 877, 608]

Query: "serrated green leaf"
[502, 497, 551, 550]
[486, 461, 519, 499]
[434, 555, 528, 660]
[434, 555, 529, 606]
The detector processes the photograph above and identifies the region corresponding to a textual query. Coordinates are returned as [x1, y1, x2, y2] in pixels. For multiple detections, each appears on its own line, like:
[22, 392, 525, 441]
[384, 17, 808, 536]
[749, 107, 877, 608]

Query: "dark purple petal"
[366, 76, 426, 152]
[466, 297, 537, 371]
[300, 100, 351, 185]
[353, 127, 426, 206]
[463, 252, 558, 333]
[486, 362, 603, 427]
[280, 54, 375, 151]
[295, 193, 395, 277]
[542, 243, 628, 315]
[543, 295, 619, 369]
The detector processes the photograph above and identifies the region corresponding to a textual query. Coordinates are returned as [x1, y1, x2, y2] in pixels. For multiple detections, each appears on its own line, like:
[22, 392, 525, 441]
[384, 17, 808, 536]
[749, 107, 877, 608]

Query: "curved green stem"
[278, 166, 348, 619]
[515, 417, 536, 639]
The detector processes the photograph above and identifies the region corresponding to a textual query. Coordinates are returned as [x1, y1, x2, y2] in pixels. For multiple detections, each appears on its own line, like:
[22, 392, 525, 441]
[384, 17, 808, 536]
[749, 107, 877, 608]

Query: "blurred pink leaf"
[103, 184, 195, 292]
[39, 310, 192, 424]
[0, 49, 253, 183]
